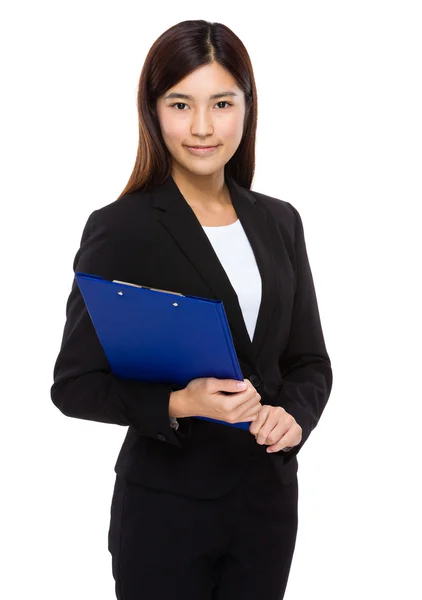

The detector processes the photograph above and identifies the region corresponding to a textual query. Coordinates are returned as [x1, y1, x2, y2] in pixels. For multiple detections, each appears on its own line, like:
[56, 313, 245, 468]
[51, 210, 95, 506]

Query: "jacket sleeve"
[276, 203, 333, 460]
[50, 210, 193, 448]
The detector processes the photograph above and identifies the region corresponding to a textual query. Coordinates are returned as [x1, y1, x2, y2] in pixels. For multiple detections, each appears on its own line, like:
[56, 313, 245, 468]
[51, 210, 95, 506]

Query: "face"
[156, 61, 246, 179]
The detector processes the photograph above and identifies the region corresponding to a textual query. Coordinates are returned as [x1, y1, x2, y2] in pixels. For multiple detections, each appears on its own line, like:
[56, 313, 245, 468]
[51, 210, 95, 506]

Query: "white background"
[1, 1, 421, 598]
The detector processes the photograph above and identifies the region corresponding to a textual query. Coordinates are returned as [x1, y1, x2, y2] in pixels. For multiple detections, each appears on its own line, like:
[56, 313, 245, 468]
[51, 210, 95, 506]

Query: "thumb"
[217, 379, 248, 393]
[235, 380, 248, 390]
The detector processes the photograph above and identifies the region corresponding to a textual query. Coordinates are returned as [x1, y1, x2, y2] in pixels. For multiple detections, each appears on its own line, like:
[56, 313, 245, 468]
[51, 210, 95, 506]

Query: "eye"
[215, 101, 233, 109]
[169, 101, 233, 110]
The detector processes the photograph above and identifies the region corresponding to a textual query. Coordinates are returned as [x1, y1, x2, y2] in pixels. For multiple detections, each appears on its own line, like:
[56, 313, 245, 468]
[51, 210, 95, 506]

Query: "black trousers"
[108, 453, 299, 599]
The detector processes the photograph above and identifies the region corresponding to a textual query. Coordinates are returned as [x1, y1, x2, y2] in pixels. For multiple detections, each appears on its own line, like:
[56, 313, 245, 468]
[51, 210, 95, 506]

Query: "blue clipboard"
[75, 272, 251, 430]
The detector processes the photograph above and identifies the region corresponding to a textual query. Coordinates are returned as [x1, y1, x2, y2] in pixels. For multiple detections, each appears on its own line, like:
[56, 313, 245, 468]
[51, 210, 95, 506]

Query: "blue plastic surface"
[75, 272, 251, 430]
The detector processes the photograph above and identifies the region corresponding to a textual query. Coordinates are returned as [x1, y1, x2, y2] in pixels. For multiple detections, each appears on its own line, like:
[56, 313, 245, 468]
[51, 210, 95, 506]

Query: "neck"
[170, 164, 230, 209]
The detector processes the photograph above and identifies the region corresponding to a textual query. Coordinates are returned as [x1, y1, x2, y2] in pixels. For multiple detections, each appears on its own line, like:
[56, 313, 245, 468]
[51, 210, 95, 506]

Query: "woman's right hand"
[183, 377, 262, 424]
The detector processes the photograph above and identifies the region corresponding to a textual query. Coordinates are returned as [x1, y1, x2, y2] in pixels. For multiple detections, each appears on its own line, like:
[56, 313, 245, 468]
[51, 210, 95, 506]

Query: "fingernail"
[237, 382, 247, 389]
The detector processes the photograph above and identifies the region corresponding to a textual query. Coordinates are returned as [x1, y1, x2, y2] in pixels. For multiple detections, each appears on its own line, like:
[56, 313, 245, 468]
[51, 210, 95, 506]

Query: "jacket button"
[157, 433, 167, 442]
[249, 374, 261, 388]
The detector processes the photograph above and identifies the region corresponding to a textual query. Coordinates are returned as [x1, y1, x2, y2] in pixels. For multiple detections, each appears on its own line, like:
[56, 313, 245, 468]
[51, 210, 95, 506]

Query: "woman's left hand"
[249, 405, 302, 453]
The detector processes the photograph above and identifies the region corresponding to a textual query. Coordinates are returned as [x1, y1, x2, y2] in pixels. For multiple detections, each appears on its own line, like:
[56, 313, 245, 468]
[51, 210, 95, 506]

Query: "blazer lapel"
[151, 173, 280, 370]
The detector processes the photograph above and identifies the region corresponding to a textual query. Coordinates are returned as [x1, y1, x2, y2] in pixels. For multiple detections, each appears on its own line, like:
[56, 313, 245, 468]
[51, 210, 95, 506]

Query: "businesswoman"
[51, 19, 333, 600]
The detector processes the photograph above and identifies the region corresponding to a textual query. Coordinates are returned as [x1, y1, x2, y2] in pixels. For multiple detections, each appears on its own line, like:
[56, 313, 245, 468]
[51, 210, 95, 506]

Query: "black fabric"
[51, 173, 332, 498]
[108, 453, 298, 600]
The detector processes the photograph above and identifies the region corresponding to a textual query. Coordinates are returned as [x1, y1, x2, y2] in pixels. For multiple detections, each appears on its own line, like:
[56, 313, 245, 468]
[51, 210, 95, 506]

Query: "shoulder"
[245, 187, 308, 272]
[247, 187, 301, 237]
[82, 188, 153, 235]
[74, 189, 156, 277]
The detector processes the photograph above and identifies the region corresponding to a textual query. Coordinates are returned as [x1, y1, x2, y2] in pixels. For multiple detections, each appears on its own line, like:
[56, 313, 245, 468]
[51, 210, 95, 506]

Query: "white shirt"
[201, 219, 262, 343]
[169, 217, 262, 430]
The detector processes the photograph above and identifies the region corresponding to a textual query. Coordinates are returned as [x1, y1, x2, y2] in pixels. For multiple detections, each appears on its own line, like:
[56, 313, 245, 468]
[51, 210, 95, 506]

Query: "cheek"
[160, 120, 185, 142]
[220, 115, 244, 144]
[157, 110, 186, 142]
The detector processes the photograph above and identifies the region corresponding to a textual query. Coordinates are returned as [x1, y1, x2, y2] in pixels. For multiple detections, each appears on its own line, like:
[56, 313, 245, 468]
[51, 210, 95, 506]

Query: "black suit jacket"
[51, 173, 333, 499]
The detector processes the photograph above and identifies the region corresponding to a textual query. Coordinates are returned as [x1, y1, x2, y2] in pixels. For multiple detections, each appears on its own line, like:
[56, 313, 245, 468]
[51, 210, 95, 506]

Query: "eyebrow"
[164, 91, 238, 100]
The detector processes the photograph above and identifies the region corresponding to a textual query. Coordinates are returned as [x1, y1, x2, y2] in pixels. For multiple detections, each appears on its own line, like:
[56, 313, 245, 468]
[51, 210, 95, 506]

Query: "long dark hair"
[117, 19, 258, 199]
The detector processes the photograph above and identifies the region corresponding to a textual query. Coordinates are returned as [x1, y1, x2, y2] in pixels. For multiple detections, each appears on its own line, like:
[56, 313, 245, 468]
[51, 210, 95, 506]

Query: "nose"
[190, 107, 214, 137]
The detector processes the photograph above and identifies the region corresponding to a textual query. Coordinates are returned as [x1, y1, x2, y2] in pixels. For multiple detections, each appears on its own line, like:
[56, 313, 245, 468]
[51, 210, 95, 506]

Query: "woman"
[51, 19, 333, 600]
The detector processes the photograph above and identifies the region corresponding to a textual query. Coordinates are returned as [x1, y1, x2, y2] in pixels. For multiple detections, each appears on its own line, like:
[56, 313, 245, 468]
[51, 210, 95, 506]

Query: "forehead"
[164, 62, 241, 98]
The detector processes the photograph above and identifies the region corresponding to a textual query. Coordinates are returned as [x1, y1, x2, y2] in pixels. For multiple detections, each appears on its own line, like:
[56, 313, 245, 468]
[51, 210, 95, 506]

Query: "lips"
[185, 145, 220, 156]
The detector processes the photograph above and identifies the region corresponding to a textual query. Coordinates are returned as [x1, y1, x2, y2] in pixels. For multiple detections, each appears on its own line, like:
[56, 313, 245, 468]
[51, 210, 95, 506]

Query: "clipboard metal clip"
[112, 280, 185, 297]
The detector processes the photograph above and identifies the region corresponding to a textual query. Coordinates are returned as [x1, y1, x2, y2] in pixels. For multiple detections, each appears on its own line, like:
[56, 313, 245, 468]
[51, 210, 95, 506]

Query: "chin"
[177, 158, 223, 175]
[187, 165, 225, 177]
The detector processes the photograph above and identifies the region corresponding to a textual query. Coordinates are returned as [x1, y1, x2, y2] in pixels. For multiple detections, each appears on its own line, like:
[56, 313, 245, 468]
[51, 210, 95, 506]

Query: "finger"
[249, 405, 271, 436]
[236, 406, 261, 423]
[216, 378, 249, 394]
[235, 394, 261, 420]
[267, 439, 295, 453]
[240, 401, 261, 422]
[256, 418, 282, 446]
[262, 422, 289, 446]
[266, 428, 300, 453]
[248, 404, 269, 434]
[253, 410, 281, 445]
